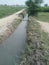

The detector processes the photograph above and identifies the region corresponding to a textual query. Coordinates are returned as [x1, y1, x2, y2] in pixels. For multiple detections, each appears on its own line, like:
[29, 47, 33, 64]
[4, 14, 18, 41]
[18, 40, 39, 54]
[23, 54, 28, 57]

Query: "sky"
[0, 0, 49, 5]
[43, 0, 49, 6]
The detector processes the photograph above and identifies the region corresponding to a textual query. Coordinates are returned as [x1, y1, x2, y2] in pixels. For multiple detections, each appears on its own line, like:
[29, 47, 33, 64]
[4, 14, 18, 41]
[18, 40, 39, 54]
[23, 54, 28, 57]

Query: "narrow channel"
[0, 15, 28, 65]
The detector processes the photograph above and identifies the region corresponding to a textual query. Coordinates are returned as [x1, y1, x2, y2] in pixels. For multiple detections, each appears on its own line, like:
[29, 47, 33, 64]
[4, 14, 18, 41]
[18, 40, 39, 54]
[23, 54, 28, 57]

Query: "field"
[36, 12, 49, 22]
[0, 5, 24, 18]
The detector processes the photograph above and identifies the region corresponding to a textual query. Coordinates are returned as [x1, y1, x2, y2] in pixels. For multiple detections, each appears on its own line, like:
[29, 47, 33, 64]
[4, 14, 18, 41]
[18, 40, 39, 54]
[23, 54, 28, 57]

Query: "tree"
[44, 4, 48, 7]
[26, 0, 43, 16]
[4, 4, 7, 6]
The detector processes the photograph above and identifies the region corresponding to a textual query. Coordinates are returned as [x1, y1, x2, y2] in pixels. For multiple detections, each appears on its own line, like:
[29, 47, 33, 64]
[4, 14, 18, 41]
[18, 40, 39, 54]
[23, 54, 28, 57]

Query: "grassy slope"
[0, 5, 24, 18]
[36, 12, 49, 22]
[41, 31, 49, 65]
[18, 17, 49, 65]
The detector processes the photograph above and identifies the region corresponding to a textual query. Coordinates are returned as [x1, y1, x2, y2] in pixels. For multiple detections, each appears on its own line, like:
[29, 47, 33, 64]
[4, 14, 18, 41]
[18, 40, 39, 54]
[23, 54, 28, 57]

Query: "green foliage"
[26, 0, 43, 16]
[35, 12, 49, 22]
[38, 6, 49, 12]
[0, 5, 24, 18]
[44, 4, 48, 7]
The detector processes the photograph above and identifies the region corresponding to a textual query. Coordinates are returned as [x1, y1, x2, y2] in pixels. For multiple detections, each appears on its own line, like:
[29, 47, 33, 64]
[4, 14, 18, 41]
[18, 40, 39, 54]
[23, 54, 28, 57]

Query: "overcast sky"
[0, 0, 49, 5]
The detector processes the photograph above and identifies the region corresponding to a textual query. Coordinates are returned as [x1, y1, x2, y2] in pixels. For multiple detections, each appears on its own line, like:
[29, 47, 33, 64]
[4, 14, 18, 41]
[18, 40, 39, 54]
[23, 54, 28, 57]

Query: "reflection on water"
[0, 15, 28, 65]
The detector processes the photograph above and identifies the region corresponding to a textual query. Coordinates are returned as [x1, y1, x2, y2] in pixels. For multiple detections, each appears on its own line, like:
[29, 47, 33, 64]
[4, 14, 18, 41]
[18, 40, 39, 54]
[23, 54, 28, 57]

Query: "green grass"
[41, 31, 49, 65]
[36, 12, 49, 22]
[0, 5, 24, 18]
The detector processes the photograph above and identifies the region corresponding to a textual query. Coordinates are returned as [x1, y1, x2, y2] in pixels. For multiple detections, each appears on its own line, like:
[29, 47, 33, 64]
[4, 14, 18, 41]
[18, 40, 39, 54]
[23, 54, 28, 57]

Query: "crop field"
[36, 12, 49, 22]
[0, 5, 24, 18]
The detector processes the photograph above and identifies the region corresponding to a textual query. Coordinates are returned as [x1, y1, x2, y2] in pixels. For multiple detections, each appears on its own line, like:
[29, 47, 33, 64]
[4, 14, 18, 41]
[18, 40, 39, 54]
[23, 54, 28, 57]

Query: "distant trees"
[25, 0, 43, 16]
[44, 4, 48, 7]
[4, 4, 7, 6]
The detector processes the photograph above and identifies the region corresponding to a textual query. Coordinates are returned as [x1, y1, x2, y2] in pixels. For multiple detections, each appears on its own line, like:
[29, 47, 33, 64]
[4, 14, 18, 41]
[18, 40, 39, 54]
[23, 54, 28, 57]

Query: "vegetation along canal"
[0, 15, 28, 65]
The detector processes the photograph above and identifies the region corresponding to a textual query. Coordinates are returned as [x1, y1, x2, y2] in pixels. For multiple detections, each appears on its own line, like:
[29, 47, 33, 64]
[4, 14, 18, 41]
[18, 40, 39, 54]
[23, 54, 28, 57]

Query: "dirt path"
[33, 18, 49, 33]
[0, 9, 25, 34]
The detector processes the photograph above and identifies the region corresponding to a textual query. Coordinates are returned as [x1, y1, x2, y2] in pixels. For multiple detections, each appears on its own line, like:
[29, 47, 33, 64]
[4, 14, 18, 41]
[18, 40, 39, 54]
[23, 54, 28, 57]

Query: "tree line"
[25, 0, 49, 16]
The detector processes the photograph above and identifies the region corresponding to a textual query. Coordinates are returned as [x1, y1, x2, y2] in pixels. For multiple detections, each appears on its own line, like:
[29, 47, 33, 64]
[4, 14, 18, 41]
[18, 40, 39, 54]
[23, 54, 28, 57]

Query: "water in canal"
[0, 15, 28, 65]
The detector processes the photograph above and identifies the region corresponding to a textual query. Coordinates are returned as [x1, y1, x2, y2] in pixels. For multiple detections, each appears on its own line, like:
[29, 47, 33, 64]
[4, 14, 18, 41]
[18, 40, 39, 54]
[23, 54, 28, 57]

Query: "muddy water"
[0, 15, 28, 65]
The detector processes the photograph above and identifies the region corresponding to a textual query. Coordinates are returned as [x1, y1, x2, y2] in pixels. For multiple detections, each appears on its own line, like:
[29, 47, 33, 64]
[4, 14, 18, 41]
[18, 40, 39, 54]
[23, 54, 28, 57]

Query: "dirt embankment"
[32, 17, 49, 33]
[0, 9, 25, 43]
[20, 17, 47, 65]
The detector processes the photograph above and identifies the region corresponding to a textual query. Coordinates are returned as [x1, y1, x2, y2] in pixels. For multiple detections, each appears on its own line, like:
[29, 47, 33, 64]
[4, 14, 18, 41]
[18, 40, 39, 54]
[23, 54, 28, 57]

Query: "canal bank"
[20, 17, 47, 65]
[0, 9, 25, 43]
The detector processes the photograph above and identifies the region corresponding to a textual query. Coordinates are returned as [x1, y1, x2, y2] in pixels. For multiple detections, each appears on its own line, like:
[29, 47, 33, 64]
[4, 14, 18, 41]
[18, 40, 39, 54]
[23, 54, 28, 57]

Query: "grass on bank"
[0, 5, 24, 18]
[41, 31, 49, 65]
[36, 12, 49, 22]
[16, 17, 49, 65]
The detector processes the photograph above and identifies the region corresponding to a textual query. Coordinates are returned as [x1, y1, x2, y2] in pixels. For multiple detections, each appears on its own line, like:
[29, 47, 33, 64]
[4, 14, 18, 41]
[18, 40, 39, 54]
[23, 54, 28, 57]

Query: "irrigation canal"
[0, 15, 28, 65]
